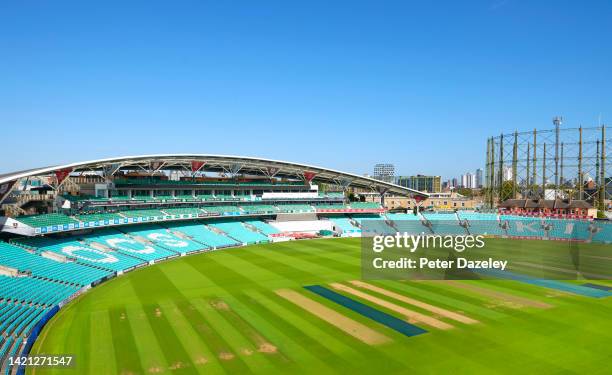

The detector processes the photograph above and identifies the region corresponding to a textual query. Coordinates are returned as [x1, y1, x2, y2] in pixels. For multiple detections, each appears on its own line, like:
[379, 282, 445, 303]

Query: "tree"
[456, 188, 474, 198]
[499, 181, 518, 202]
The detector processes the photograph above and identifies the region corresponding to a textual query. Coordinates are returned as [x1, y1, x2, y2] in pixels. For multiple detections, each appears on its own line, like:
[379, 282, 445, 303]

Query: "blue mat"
[582, 283, 612, 292]
[304, 285, 427, 337]
[480, 270, 612, 298]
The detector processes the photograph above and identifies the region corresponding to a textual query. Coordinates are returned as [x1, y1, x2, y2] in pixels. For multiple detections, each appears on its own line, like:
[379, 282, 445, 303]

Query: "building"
[475, 168, 484, 188]
[372, 164, 395, 183]
[363, 191, 481, 211]
[395, 175, 441, 193]
[502, 166, 513, 182]
[461, 172, 476, 188]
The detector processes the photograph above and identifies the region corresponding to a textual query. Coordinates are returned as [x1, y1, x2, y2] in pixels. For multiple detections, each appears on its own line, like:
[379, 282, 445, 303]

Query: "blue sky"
[1, 1, 610, 180]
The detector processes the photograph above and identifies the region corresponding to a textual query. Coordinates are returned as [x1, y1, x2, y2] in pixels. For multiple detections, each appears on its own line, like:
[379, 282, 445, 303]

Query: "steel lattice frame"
[485, 125, 610, 208]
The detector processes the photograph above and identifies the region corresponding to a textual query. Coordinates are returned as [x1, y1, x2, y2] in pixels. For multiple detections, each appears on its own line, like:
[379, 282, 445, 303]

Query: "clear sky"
[1, 1, 610, 180]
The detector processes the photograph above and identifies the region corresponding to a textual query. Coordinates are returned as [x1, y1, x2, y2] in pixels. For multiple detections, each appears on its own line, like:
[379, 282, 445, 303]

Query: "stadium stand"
[422, 212, 459, 221]
[0, 242, 108, 286]
[195, 192, 215, 201]
[201, 206, 242, 215]
[154, 194, 175, 201]
[163, 222, 238, 248]
[75, 212, 124, 223]
[422, 212, 467, 235]
[63, 194, 108, 202]
[351, 214, 396, 234]
[173, 194, 197, 201]
[242, 219, 280, 235]
[0, 275, 77, 306]
[351, 214, 386, 224]
[131, 194, 158, 202]
[314, 203, 349, 210]
[457, 211, 498, 221]
[349, 202, 381, 209]
[328, 217, 360, 234]
[120, 209, 166, 219]
[502, 216, 546, 238]
[386, 213, 421, 220]
[209, 221, 269, 244]
[160, 207, 204, 216]
[0, 273, 80, 371]
[117, 224, 205, 254]
[276, 204, 315, 213]
[109, 195, 132, 201]
[16, 214, 80, 228]
[544, 218, 580, 240]
[467, 219, 505, 236]
[592, 221, 612, 243]
[569, 220, 592, 241]
[81, 228, 179, 261]
[239, 204, 278, 214]
[12, 237, 145, 272]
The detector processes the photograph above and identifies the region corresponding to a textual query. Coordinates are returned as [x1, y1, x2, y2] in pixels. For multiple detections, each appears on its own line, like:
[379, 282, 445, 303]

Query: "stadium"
[0, 155, 610, 374]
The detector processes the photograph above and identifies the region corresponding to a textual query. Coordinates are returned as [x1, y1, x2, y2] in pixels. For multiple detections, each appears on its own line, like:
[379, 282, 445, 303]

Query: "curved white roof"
[0, 154, 428, 197]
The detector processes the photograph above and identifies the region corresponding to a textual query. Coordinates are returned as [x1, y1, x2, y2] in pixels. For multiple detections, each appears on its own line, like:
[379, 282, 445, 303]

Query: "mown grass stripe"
[428, 280, 552, 309]
[140, 303, 197, 374]
[376, 280, 507, 320]
[128, 265, 199, 374]
[276, 288, 391, 344]
[289, 244, 361, 267]
[247, 290, 364, 372]
[221, 293, 330, 373]
[158, 300, 224, 374]
[173, 256, 334, 373]
[266, 288, 413, 372]
[207, 297, 291, 366]
[329, 283, 453, 330]
[582, 283, 612, 292]
[304, 285, 428, 337]
[191, 297, 276, 372]
[182, 242, 421, 372]
[77, 309, 91, 374]
[254, 245, 355, 280]
[108, 307, 145, 375]
[125, 304, 169, 373]
[89, 310, 116, 375]
[350, 280, 479, 324]
[223, 248, 316, 283]
[174, 299, 252, 373]
[275, 243, 359, 272]
[482, 270, 612, 298]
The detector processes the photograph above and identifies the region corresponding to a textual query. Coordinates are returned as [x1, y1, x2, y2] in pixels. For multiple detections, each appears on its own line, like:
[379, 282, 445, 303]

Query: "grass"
[29, 238, 612, 374]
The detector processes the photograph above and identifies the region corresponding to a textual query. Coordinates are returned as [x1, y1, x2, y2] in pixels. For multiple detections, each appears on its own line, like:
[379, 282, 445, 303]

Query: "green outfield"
[30, 238, 612, 375]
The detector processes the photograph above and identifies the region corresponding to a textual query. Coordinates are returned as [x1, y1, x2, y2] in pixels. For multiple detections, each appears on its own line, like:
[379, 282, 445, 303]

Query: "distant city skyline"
[370, 162, 484, 191]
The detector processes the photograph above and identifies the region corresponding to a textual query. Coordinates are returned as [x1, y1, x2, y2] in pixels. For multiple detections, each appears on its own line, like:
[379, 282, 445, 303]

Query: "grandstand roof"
[0, 154, 428, 198]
